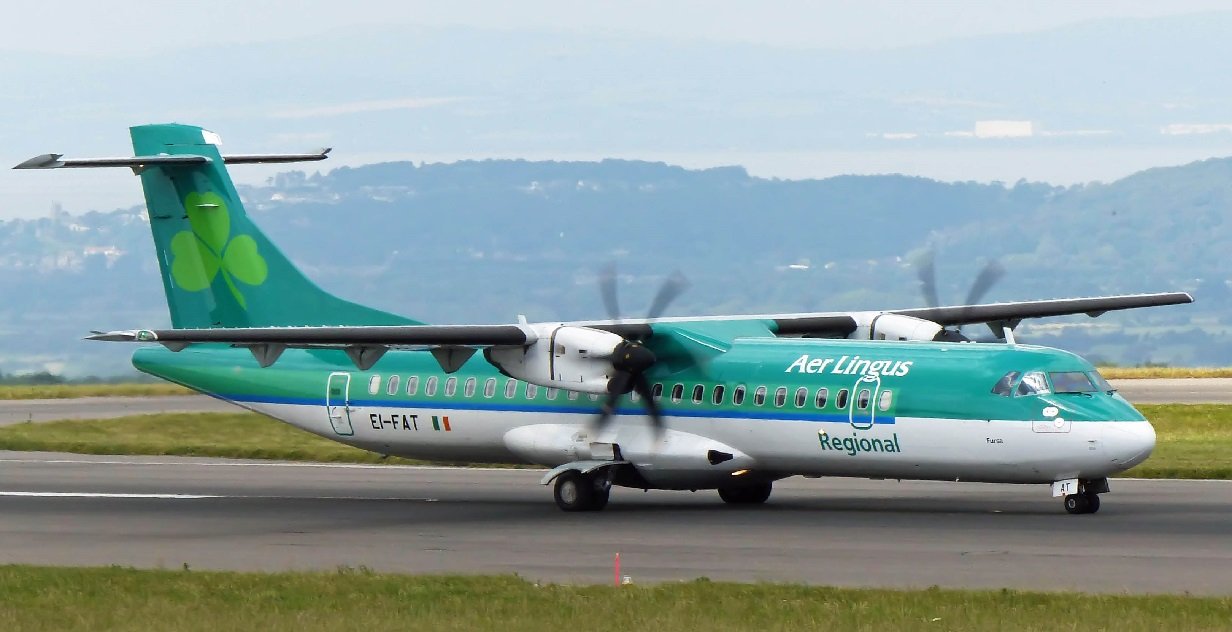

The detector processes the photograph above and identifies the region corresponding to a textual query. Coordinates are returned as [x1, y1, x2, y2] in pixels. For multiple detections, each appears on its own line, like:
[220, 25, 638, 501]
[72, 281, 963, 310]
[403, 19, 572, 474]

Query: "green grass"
[0, 412, 509, 466]
[0, 383, 191, 400]
[1127, 404, 1232, 479]
[0, 405, 1227, 478]
[0, 566, 1228, 632]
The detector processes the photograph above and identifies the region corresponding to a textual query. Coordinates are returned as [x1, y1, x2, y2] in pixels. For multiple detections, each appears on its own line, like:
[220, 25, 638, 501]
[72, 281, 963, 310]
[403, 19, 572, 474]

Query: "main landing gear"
[718, 481, 773, 505]
[552, 470, 612, 512]
[1063, 492, 1101, 515]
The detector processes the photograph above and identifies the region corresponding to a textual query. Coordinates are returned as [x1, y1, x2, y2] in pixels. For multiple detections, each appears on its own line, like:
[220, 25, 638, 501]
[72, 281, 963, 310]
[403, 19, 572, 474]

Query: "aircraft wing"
[771, 291, 1194, 336]
[88, 291, 1193, 370]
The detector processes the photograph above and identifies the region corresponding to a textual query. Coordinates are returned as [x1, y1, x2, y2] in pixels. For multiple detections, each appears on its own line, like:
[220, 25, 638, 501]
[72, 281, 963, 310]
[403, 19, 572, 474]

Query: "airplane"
[16, 124, 1193, 515]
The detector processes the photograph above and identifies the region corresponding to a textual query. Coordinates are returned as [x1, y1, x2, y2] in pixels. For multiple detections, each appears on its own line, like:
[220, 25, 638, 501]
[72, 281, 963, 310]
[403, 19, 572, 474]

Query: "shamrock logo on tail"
[169, 192, 268, 309]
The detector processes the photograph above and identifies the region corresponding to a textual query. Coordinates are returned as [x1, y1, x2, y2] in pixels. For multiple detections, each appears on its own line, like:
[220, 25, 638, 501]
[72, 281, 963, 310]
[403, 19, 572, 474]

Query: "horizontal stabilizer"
[13, 149, 330, 171]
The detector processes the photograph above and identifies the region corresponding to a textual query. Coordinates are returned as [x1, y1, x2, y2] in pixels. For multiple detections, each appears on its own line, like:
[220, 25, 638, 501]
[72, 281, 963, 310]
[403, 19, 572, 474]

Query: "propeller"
[593, 264, 689, 435]
[915, 250, 1007, 342]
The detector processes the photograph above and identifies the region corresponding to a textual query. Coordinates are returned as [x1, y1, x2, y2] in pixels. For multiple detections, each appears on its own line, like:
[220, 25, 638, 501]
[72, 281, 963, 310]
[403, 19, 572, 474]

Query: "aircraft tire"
[553, 471, 608, 511]
[718, 482, 773, 505]
[1064, 493, 1092, 515]
[1084, 493, 1101, 514]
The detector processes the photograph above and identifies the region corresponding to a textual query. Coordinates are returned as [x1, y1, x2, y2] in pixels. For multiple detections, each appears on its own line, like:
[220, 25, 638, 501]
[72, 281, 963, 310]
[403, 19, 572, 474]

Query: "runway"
[1, 451, 1230, 594]
[1110, 378, 1232, 404]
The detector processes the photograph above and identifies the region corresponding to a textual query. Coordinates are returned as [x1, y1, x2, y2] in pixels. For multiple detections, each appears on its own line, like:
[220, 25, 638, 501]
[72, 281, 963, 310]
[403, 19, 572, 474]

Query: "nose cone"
[1105, 421, 1156, 471]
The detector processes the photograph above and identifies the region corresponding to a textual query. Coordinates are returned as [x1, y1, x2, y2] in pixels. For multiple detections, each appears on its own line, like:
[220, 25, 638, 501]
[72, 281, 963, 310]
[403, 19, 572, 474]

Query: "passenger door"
[326, 372, 355, 436]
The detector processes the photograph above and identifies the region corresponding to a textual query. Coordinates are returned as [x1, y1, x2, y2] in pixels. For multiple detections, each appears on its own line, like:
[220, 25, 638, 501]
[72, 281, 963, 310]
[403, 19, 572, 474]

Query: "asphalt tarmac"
[1, 451, 1229, 594]
[0, 378, 1227, 427]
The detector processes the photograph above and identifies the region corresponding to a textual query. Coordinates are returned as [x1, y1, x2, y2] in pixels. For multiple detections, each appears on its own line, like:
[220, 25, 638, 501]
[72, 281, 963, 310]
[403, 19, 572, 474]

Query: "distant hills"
[0, 156, 1226, 376]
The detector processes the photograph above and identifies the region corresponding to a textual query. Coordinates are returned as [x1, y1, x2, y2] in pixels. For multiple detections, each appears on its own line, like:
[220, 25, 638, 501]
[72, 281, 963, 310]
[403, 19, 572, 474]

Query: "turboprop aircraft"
[16, 124, 1193, 514]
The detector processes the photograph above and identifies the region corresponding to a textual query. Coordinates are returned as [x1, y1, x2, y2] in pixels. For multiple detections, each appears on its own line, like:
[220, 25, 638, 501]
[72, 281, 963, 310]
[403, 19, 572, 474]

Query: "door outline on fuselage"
[849, 373, 880, 430]
[326, 372, 355, 436]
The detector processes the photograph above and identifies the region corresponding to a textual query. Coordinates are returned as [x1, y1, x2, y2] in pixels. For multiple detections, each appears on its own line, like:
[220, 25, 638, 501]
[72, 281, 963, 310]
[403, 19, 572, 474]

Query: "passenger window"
[546, 387, 558, 400]
[652, 383, 664, 401]
[878, 390, 893, 411]
[425, 376, 438, 396]
[991, 371, 1022, 396]
[691, 385, 704, 404]
[774, 387, 787, 407]
[386, 375, 400, 395]
[526, 383, 538, 399]
[406, 376, 419, 396]
[794, 387, 807, 408]
[588, 393, 600, 401]
[463, 377, 476, 398]
[444, 377, 457, 396]
[568, 390, 579, 400]
[836, 388, 849, 409]
[815, 387, 829, 409]
[368, 375, 381, 395]
[712, 385, 726, 405]
[671, 384, 684, 403]
[733, 385, 746, 405]
[857, 389, 871, 410]
[483, 378, 496, 398]
[630, 389, 640, 402]
[754, 386, 767, 406]
[504, 379, 517, 398]
[1016, 371, 1051, 396]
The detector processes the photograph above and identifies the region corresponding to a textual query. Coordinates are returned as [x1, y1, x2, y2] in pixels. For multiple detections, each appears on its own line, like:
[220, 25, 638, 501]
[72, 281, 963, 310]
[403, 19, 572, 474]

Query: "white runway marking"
[0, 491, 218, 499]
[0, 490, 441, 502]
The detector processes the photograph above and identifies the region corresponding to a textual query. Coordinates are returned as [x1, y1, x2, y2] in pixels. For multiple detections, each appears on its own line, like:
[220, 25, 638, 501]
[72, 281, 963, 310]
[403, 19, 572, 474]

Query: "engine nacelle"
[856, 313, 945, 341]
[485, 325, 624, 394]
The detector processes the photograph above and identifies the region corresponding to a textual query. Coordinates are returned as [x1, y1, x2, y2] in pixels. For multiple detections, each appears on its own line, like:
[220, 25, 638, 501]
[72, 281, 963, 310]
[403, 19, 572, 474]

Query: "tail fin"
[130, 124, 419, 328]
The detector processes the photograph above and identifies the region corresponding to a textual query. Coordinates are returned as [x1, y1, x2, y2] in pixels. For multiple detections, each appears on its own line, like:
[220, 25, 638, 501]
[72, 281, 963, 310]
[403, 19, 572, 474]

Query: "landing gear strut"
[552, 470, 611, 512]
[718, 481, 773, 505]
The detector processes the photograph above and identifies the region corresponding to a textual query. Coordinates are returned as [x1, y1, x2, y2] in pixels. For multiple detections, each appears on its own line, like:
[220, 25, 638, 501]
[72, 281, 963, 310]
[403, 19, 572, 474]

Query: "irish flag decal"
[431, 415, 452, 432]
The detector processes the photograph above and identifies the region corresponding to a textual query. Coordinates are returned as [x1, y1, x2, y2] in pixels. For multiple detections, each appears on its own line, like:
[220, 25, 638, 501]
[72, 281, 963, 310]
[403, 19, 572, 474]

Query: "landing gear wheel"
[553, 471, 610, 512]
[1063, 493, 1100, 514]
[718, 481, 773, 505]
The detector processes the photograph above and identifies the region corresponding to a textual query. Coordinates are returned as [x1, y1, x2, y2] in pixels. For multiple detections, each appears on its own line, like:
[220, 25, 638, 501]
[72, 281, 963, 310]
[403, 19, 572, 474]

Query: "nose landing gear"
[1063, 492, 1101, 514]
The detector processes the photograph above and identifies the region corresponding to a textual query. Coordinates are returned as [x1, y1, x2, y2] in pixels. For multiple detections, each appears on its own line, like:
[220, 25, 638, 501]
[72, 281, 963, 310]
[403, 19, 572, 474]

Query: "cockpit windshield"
[1049, 371, 1097, 394]
[1089, 371, 1116, 394]
[991, 371, 1022, 396]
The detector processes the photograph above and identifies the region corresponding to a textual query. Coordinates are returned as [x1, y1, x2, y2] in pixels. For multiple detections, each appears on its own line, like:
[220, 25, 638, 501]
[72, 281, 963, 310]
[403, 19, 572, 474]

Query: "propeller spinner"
[593, 264, 689, 435]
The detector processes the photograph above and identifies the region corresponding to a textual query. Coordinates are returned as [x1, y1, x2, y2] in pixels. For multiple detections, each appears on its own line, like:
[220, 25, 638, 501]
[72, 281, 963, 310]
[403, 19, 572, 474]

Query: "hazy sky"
[5, 0, 1230, 54]
[3, 1, 1232, 218]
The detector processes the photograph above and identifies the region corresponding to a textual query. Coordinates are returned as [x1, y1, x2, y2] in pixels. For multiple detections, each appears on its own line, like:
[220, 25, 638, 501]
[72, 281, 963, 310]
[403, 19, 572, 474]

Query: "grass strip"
[1128, 404, 1232, 478]
[0, 405, 1227, 478]
[1099, 367, 1232, 379]
[0, 412, 505, 467]
[0, 565, 1229, 632]
[0, 383, 191, 400]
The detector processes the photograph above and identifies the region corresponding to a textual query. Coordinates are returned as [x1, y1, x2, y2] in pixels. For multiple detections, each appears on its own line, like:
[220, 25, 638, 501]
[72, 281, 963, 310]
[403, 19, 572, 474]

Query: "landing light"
[731, 469, 749, 477]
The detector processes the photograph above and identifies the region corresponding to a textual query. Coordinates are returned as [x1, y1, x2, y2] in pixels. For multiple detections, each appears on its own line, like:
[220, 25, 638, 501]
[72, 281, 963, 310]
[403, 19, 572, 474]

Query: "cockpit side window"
[991, 371, 1022, 397]
[1015, 371, 1051, 396]
[1050, 371, 1097, 393]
